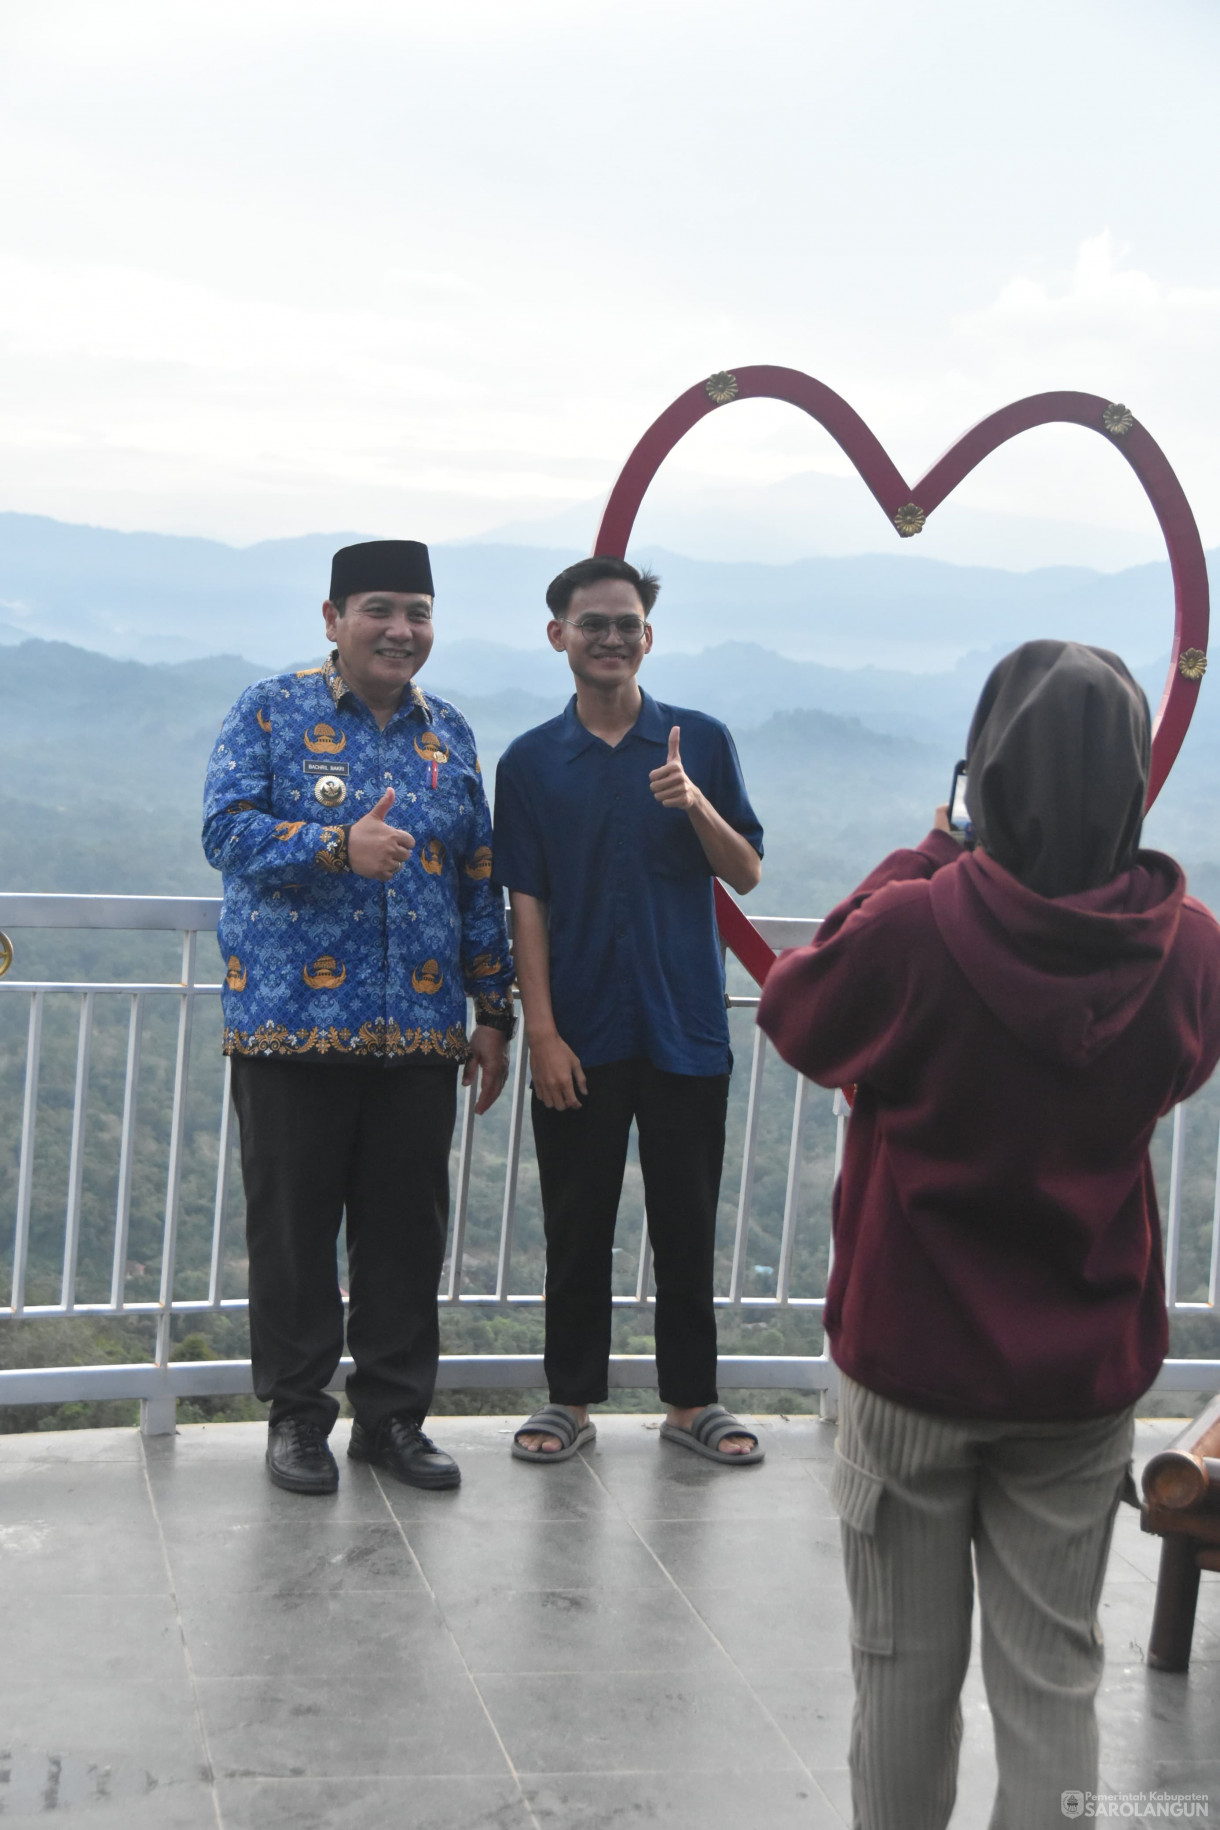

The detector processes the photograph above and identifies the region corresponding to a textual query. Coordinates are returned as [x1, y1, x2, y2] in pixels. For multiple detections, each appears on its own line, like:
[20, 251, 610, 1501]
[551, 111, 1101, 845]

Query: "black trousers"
[530, 1058, 730, 1408]
[230, 1056, 457, 1432]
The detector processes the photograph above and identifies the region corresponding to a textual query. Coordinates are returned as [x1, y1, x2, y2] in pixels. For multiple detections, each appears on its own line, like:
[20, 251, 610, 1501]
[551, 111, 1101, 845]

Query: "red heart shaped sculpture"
[593, 365, 1210, 985]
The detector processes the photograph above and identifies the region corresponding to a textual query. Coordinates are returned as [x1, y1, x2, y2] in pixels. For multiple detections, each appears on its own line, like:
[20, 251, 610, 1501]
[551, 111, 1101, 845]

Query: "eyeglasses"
[560, 615, 648, 643]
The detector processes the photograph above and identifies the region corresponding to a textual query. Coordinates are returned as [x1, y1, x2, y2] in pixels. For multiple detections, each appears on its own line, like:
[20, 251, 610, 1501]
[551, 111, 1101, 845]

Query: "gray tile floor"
[0, 1414, 1216, 1828]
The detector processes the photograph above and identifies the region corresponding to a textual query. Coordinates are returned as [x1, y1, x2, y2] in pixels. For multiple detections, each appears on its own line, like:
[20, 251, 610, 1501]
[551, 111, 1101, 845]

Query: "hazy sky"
[2, 0, 1218, 566]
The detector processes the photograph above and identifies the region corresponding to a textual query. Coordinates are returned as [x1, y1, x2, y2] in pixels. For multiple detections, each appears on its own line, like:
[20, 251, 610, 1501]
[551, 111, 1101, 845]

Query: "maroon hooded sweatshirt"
[757, 830, 1220, 1421]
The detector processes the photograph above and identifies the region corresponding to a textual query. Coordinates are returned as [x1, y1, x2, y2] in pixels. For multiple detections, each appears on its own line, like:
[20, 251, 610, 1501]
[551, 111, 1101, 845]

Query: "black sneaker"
[266, 1417, 339, 1494]
[348, 1415, 461, 1490]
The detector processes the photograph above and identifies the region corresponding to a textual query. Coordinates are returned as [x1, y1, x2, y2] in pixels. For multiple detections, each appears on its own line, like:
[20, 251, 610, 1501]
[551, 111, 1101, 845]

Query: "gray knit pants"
[833, 1375, 1135, 1830]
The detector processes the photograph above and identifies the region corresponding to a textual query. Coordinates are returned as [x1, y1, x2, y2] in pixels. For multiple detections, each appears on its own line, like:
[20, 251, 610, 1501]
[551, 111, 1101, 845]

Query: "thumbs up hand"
[649, 725, 700, 811]
[348, 785, 417, 880]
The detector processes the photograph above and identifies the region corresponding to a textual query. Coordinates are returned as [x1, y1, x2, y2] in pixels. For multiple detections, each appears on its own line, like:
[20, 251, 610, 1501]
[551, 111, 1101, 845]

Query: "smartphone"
[949, 760, 973, 840]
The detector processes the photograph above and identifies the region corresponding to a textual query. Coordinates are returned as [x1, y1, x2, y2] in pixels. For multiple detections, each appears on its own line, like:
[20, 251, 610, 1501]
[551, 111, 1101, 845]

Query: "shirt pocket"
[644, 805, 711, 880]
[420, 772, 473, 842]
[830, 1446, 893, 1655]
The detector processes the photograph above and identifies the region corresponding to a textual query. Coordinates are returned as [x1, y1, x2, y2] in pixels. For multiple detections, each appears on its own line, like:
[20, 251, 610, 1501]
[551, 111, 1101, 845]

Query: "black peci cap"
[329, 540, 434, 602]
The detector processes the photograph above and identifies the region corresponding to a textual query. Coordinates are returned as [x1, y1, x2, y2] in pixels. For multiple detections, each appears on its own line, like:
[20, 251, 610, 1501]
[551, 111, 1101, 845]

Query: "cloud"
[0, 251, 672, 530]
[957, 232, 1220, 373]
[2, 1, 1219, 560]
[0, 236, 738, 543]
[1, 235, 1214, 564]
[909, 234, 1220, 545]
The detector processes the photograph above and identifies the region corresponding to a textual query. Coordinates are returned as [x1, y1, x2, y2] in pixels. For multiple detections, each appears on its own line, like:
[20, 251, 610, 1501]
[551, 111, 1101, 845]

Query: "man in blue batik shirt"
[493, 556, 766, 1467]
[203, 539, 514, 1495]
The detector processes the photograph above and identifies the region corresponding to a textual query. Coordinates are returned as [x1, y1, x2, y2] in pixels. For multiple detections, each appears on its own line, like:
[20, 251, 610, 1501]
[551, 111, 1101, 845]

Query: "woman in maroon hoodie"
[758, 641, 1220, 1830]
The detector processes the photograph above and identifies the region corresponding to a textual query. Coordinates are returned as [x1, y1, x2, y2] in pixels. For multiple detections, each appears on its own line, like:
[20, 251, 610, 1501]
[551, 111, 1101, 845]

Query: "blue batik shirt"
[203, 653, 514, 1061]
[492, 691, 763, 1076]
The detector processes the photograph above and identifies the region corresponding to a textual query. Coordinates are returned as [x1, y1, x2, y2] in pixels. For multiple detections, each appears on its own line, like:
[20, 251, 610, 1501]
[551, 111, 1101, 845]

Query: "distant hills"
[1, 509, 1216, 920]
[2, 631, 1217, 922]
[0, 636, 948, 915]
[426, 638, 1043, 743]
[6, 634, 947, 822]
[474, 466, 1171, 574]
[0, 510, 1206, 674]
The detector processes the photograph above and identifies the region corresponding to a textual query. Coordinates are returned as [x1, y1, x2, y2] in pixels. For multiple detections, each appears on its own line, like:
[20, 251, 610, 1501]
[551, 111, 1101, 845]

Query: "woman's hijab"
[964, 639, 1151, 898]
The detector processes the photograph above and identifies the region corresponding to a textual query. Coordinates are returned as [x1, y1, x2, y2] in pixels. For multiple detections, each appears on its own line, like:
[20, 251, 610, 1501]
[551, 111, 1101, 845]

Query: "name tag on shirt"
[302, 760, 350, 778]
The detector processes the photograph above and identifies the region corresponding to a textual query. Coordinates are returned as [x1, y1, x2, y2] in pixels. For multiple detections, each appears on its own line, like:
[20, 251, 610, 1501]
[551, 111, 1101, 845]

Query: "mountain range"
[0, 636, 956, 924]
[473, 466, 1171, 574]
[2, 628, 1216, 923]
[1, 511, 1216, 922]
[0, 511, 1205, 675]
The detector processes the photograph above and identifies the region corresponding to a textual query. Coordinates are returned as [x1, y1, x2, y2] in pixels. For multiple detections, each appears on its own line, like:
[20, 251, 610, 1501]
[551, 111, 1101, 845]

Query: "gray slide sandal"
[512, 1404, 597, 1463]
[659, 1404, 765, 1465]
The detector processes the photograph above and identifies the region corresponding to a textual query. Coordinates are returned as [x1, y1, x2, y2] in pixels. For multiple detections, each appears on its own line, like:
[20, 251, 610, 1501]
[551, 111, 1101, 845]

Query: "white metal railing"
[1, 893, 1217, 1432]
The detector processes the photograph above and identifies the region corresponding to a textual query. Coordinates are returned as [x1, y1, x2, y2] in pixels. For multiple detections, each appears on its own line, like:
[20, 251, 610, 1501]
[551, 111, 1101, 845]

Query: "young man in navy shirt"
[493, 556, 766, 1463]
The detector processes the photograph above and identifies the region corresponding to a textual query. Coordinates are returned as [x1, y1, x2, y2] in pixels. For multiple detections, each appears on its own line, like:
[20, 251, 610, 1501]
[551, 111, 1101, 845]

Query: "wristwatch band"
[475, 1007, 516, 1038]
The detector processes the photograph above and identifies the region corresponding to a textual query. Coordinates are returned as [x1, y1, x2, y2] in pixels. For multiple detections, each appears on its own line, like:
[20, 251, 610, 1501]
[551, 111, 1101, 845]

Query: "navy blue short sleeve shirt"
[492, 691, 763, 1076]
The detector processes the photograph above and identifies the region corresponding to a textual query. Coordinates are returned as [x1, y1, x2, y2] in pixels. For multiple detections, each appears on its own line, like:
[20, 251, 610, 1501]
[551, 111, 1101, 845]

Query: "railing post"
[820, 1354, 840, 1422]
[776, 1074, 809, 1304]
[1164, 1103, 1185, 1308]
[110, 992, 146, 1309]
[11, 991, 45, 1316]
[634, 1215, 653, 1306]
[148, 930, 198, 1437]
[494, 1034, 531, 1301]
[819, 1088, 852, 1422]
[207, 1057, 237, 1309]
[1209, 1115, 1220, 1310]
[140, 1394, 177, 1437]
[445, 1071, 478, 1302]
[61, 990, 96, 1312]
[729, 1027, 767, 1303]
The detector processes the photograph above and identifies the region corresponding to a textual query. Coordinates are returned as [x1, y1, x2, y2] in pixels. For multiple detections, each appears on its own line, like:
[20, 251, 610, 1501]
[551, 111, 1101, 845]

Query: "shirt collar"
[323, 652, 348, 707]
[559, 689, 669, 759]
[323, 650, 429, 720]
[633, 690, 671, 744]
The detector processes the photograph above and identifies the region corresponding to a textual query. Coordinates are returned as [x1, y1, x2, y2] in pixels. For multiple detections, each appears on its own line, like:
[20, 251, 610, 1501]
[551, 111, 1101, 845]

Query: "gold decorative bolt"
[705, 371, 739, 405]
[894, 502, 927, 538]
[1103, 402, 1135, 437]
[1179, 648, 1208, 681]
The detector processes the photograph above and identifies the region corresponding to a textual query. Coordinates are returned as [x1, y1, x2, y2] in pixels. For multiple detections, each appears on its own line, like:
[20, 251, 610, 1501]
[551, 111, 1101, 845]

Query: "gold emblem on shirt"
[303, 722, 346, 754]
[420, 839, 446, 875]
[411, 958, 444, 994]
[303, 955, 347, 989]
[314, 775, 347, 807]
[414, 731, 449, 764]
[225, 956, 248, 991]
[464, 846, 493, 881]
[256, 709, 272, 733]
[274, 821, 305, 841]
[467, 951, 502, 979]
